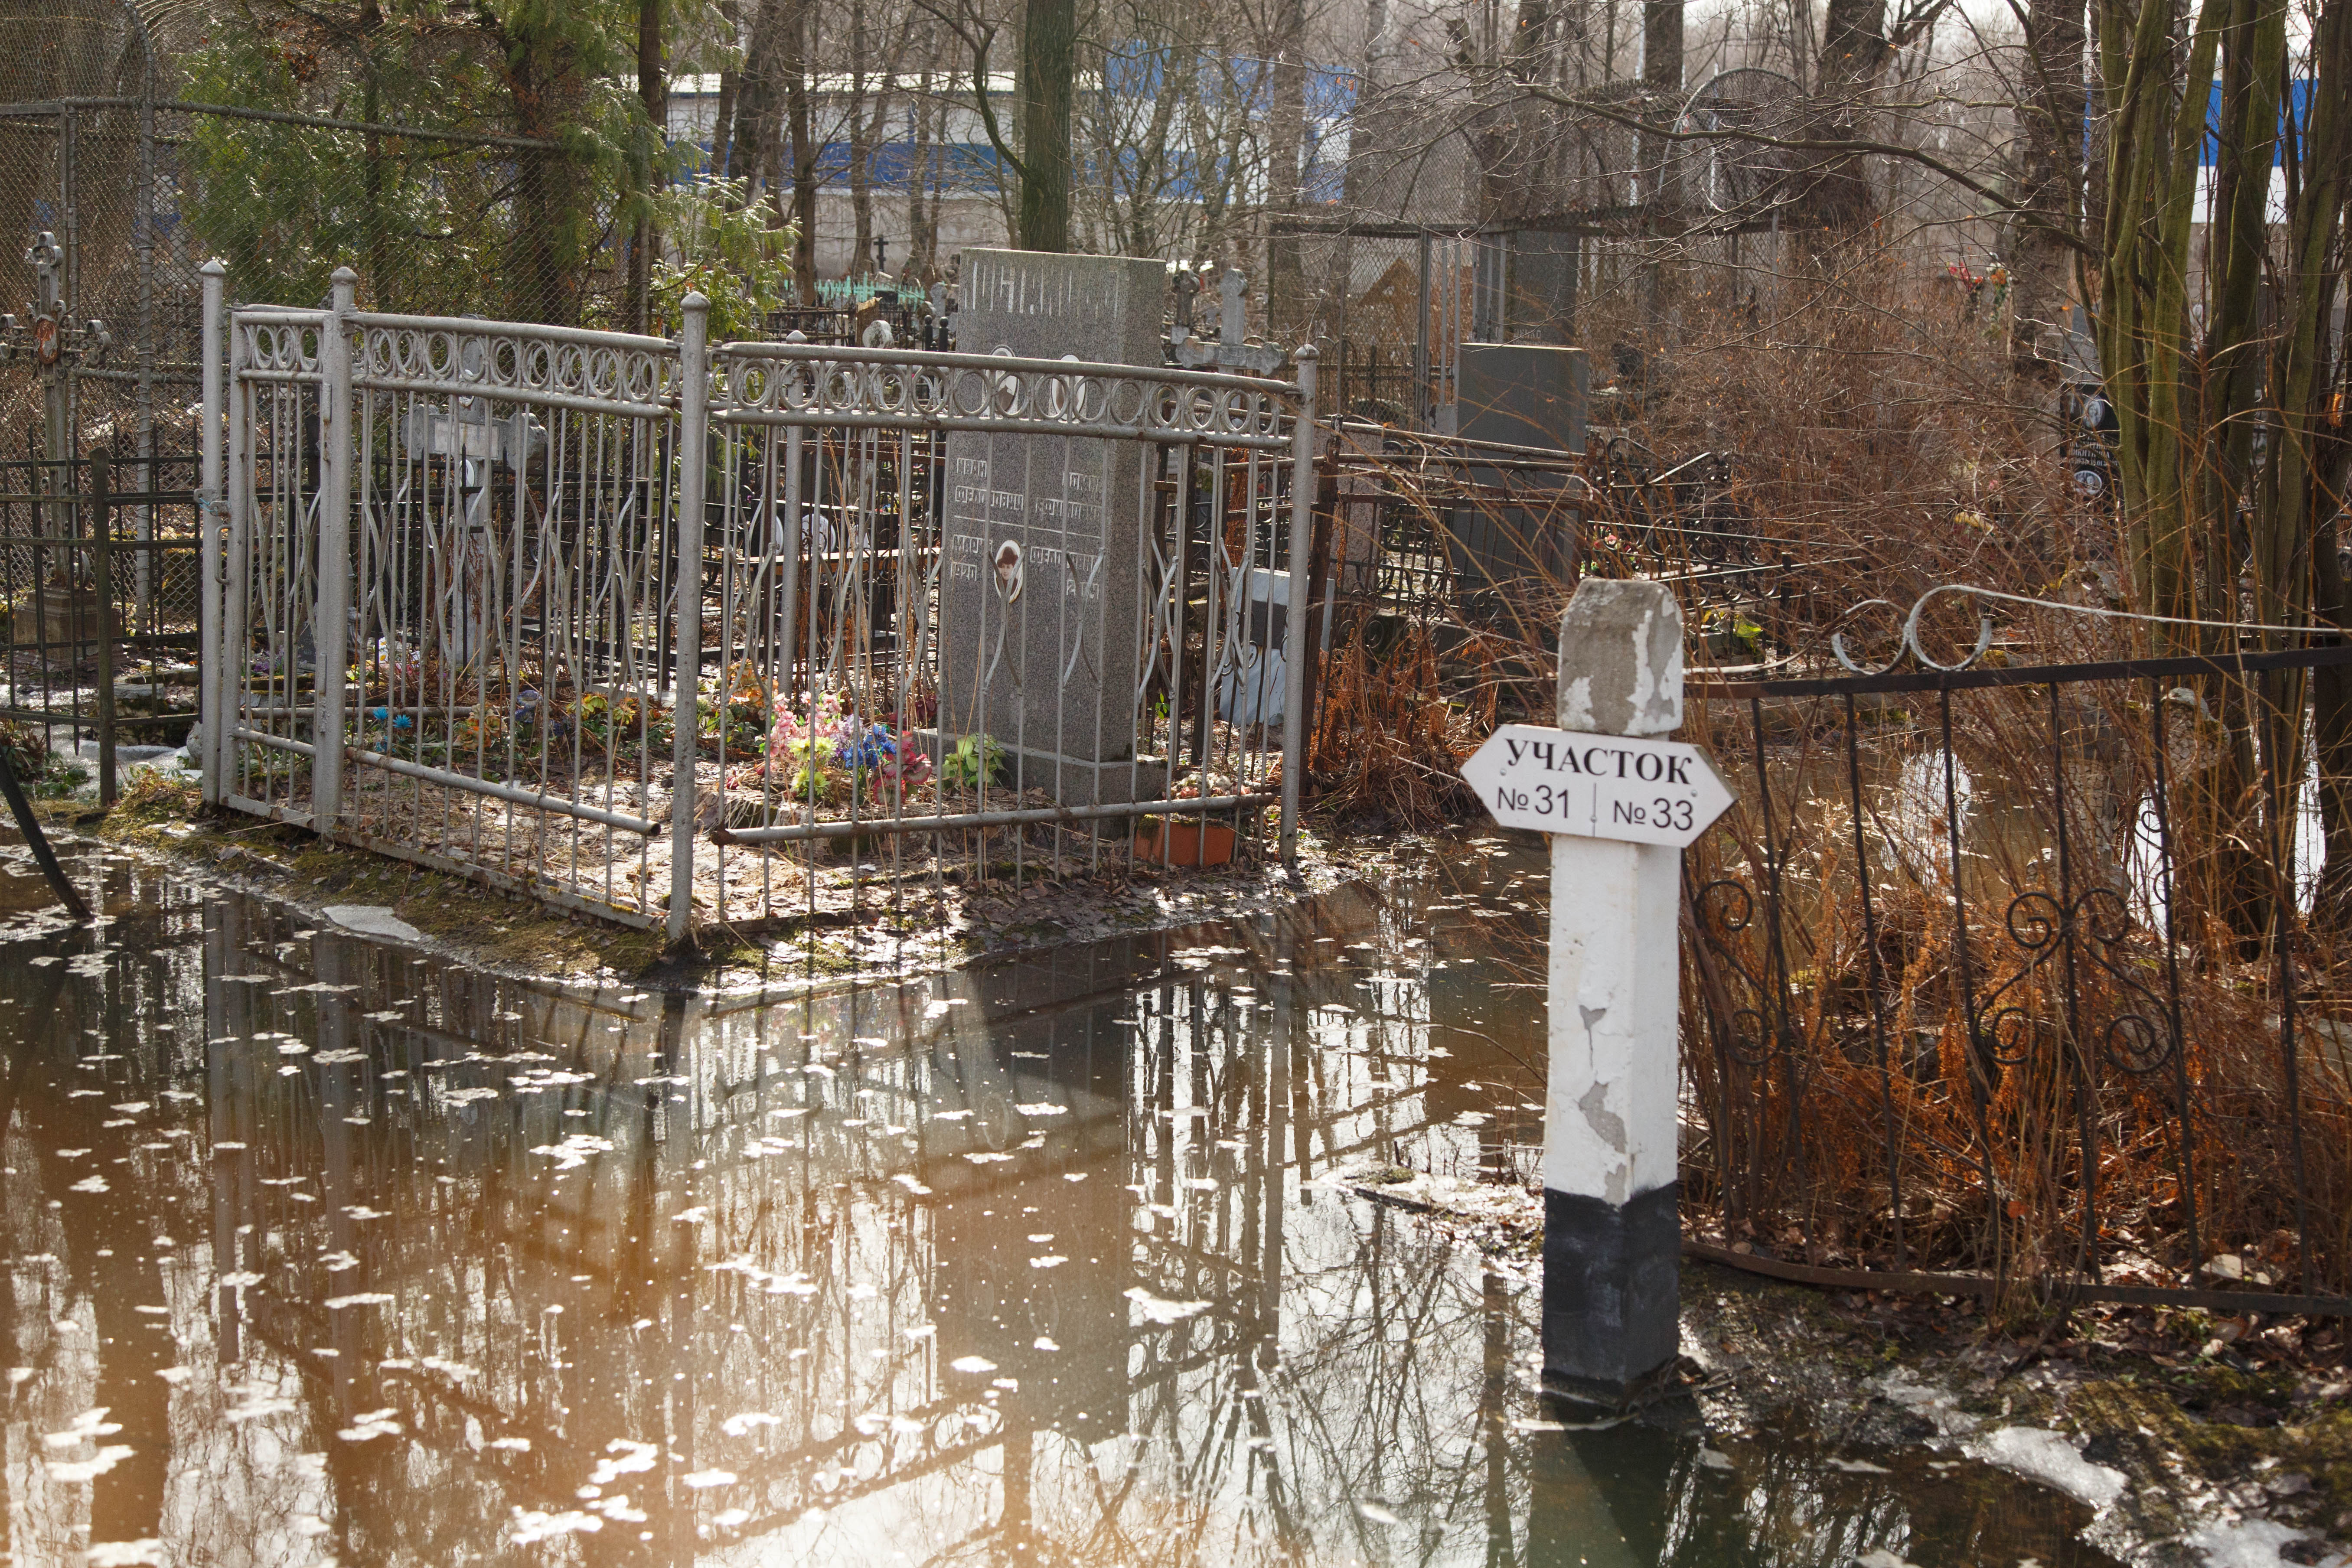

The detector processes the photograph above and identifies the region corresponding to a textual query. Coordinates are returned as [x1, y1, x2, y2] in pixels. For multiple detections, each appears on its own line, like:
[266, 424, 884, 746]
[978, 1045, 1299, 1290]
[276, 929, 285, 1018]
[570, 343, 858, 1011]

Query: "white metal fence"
[200, 270, 1317, 942]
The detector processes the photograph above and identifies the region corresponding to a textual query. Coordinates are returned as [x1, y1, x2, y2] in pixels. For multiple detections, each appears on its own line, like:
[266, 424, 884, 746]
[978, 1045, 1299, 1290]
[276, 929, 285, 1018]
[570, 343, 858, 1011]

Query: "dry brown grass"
[1313, 241, 2352, 1303]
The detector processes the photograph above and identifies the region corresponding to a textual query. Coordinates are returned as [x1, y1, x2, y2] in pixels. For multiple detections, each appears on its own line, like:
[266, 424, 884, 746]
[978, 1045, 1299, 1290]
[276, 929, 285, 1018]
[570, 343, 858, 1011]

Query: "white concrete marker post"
[1460, 577, 1724, 1402]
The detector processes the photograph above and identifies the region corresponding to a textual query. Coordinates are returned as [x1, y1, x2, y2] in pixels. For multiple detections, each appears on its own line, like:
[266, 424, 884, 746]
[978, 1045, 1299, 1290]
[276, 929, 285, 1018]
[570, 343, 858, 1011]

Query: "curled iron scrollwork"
[1972, 884, 2177, 1080]
[1831, 584, 1996, 675]
[1688, 877, 1775, 1067]
[706, 343, 1293, 446]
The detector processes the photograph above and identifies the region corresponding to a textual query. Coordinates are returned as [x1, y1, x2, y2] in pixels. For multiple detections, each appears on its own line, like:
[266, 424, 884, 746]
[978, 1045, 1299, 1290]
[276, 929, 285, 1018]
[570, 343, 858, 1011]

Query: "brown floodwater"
[0, 827, 2122, 1566]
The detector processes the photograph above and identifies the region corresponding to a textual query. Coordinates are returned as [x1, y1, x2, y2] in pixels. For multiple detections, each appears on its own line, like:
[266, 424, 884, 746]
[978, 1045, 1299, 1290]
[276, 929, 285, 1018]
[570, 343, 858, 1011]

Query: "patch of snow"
[43, 1409, 122, 1447]
[337, 1410, 401, 1441]
[1967, 1427, 2124, 1509]
[1865, 1368, 1981, 1437]
[323, 905, 427, 945]
[589, 1440, 658, 1486]
[221, 1392, 294, 1429]
[509, 1509, 602, 1545]
[47, 1445, 134, 1482]
[2188, 1520, 2341, 1568]
[721, 1412, 780, 1438]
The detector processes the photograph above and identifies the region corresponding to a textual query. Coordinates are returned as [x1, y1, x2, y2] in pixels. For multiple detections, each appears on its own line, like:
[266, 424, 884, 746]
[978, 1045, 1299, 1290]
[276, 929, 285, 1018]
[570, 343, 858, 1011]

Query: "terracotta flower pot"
[1134, 816, 1236, 867]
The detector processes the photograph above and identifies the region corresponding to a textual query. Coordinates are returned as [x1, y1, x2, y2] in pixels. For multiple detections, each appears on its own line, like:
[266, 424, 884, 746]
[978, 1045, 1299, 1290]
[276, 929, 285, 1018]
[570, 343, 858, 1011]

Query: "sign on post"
[1458, 724, 1733, 846]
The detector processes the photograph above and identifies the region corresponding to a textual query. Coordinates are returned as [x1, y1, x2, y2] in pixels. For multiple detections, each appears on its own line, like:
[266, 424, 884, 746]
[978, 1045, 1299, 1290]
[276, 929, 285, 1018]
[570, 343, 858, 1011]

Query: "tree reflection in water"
[0, 856, 2116, 1566]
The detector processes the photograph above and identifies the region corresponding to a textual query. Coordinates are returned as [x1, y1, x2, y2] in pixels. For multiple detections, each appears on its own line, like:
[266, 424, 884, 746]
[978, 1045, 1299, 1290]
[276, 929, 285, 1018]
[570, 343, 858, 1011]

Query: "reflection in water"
[0, 841, 2118, 1565]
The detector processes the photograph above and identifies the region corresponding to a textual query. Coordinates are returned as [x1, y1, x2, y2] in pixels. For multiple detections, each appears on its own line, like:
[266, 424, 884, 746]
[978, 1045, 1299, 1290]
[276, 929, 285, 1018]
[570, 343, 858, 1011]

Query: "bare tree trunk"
[1265, 0, 1307, 335]
[849, 11, 876, 276]
[1342, 0, 1392, 209]
[908, 67, 939, 280]
[924, 93, 950, 267]
[501, 35, 587, 324]
[1803, 0, 1893, 231]
[784, 0, 819, 299]
[631, 0, 666, 332]
[358, 0, 391, 307]
[2006, 0, 2083, 381]
[711, 0, 742, 179]
[851, 2, 917, 277]
[733, 0, 787, 209]
[1639, 0, 1682, 200]
[2274, 0, 2352, 924]
[1017, 0, 1075, 249]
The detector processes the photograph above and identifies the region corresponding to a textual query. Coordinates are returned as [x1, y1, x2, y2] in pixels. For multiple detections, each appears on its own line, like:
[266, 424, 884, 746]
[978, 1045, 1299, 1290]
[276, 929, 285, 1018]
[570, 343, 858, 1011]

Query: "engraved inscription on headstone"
[939, 249, 1168, 806]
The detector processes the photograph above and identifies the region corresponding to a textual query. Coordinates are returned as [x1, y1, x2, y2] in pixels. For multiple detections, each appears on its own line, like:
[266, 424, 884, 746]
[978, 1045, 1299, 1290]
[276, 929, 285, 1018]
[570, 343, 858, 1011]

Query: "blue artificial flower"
[833, 722, 897, 771]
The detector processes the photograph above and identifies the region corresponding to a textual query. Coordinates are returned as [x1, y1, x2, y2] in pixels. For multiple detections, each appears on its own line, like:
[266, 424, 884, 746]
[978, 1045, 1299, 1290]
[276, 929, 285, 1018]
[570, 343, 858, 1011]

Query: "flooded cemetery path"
[0, 832, 2122, 1566]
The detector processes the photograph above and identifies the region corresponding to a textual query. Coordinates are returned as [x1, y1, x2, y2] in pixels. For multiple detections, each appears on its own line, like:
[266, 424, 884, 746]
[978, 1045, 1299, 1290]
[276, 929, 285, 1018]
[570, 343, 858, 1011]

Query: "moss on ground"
[75, 780, 1377, 989]
[92, 792, 672, 981]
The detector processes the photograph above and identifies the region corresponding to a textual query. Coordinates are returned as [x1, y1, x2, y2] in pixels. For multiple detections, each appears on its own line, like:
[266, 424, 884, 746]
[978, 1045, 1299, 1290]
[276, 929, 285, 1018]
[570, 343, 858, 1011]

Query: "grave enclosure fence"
[3, 78, 613, 793]
[1305, 420, 1828, 698]
[0, 442, 202, 803]
[1681, 643, 2352, 1314]
[203, 277, 1317, 942]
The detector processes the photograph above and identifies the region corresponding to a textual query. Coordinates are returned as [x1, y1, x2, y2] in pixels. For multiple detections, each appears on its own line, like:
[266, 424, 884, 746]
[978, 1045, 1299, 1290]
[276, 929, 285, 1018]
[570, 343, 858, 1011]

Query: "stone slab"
[938, 249, 1171, 807]
[1449, 343, 1588, 613]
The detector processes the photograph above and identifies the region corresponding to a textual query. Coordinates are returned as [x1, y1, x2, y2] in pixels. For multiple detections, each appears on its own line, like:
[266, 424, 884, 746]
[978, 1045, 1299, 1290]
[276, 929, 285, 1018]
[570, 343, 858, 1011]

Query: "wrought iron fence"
[1682, 640, 2352, 1311]
[0, 442, 201, 799]
[205, 277, 1316, 942]
[1311, 421, 1829, 658]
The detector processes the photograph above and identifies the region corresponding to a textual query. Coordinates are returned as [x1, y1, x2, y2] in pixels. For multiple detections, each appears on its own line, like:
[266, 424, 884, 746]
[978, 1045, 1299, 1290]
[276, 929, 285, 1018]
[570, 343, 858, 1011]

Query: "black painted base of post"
[1541, 1182, 1680, 1403]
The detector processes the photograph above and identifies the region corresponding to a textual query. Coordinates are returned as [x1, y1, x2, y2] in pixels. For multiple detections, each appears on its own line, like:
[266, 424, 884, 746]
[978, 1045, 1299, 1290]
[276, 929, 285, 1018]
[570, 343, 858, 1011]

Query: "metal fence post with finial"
[312, 266, 357, 831]
[199, 258, 226, 807]
[667, 290, 710, 946]
[92, 446, 117, 807]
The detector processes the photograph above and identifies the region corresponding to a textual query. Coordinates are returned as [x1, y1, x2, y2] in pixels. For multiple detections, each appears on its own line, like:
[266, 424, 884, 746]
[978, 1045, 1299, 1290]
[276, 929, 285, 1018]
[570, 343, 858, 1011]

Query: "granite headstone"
[939, 248, 1168, 806]
[1449, 342, 1588, 621]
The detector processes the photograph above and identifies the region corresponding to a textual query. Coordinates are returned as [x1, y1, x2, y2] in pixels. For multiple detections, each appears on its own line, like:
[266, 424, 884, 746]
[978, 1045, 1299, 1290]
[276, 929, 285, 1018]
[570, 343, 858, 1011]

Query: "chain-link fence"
[1, 0, 631, 786]
[1285, 229, 1473, 427]
[2, 0, 628, 442]
[2, 102, 602, 442]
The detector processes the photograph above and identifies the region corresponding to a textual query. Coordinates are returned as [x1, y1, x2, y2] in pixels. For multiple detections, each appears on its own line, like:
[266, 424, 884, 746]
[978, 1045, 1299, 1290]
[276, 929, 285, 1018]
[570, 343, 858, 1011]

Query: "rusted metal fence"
[1683, 640, 2352, 1311]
